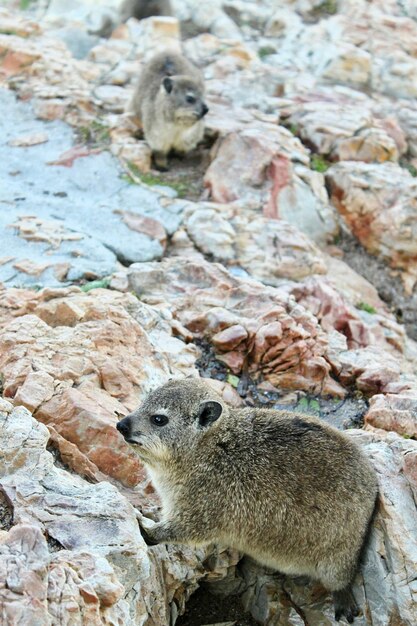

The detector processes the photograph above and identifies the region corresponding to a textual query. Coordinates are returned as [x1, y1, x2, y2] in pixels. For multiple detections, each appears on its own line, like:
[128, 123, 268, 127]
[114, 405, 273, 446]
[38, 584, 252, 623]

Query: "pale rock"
[289, 101, 404, 162]
[191, 4, 242, 41]
[396, 105, 417, 157]
[130, 16, 181, 60]
[88, 39, 133, 66]
[93, 84, 130, 113]
[184, 203, 327, 284]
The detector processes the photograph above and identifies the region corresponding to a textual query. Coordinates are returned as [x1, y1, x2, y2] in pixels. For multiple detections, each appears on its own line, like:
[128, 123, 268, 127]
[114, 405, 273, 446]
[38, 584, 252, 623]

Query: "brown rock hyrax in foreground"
[117, 379, 378, 623]
[119, 0, 173, 22]
[128, 51, 208, 170]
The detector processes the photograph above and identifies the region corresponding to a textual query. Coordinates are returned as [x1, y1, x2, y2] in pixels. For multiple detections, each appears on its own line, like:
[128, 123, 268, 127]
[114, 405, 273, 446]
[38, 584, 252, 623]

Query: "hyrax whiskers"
[128, 51, 208, 170]
[117, 379, 378, 623]
[119, 0, 173, 23]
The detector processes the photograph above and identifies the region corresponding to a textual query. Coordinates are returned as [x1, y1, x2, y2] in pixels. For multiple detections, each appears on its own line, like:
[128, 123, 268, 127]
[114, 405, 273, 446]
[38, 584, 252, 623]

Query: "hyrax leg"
[333, 586, 360, 623]
[152, 151, 169, 171]
[318, 560, 360, 622]
[140, 518, 208, 546]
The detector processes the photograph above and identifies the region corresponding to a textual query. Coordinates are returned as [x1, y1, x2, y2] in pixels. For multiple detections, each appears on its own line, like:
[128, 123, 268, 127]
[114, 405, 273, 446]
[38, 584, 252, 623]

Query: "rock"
[127, 257, 344, 396]
[183, 203, 327, 284]
[366, 393, 417, 438]
[288, 100, 405, 163]
[0, 287, 199, 486]
[326, 162, 417, 293]
[0, 88, 185, 288]
[0, 399, 240, 625]
[397, 105, 417, 157]
[204, 119, 338, 245]
[128, 15, 181, 60]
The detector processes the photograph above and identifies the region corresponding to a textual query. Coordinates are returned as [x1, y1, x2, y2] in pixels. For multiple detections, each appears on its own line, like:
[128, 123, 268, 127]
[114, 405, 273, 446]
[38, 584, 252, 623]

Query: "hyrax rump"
[119, 0, 173, 22]
[117, 379, 378, 623]
[128, 51, 208, 170]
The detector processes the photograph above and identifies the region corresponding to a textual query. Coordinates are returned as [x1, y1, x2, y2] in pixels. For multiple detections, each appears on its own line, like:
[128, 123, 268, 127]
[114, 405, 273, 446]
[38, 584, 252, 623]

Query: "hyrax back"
[128, 51, 208, 170]
[119, 0, 173, 22]
[117, 379, 378, 623]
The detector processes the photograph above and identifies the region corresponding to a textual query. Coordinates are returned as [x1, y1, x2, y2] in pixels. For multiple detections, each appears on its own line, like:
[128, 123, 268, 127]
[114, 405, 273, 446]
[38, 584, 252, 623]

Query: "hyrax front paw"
[153, 151, 169, 171]
[139, 524, 160, 546]
[333, 587, 360, 623]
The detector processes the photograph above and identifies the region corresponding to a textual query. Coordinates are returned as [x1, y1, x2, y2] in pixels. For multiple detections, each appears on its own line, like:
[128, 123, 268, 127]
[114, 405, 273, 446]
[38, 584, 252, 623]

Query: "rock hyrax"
[117, 379, 378, 623]
[119, 0, 173, 22]
[128, 51, 208, 170]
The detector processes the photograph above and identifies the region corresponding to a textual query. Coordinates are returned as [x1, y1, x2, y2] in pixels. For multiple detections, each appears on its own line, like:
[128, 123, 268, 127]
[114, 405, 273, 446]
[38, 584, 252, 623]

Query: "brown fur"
[117, 379, 378, 623]
[127, 51, 208, 170]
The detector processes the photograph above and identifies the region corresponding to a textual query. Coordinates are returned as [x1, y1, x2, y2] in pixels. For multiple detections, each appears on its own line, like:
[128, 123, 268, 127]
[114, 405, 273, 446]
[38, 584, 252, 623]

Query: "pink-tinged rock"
[291, 273, 409, 363]
[366, 393, 417, 438]
[0, 34, 40, 76]
[337, 346, 404, 394]
[13, 370, 55, 413]
[128, 257, 345, 396]
[326, 162, 417, 292]
[212, 325, 248, 350]
[0, 288, 199, 485]
[115, 210, 167, 248]
[203, 118, 337, 245]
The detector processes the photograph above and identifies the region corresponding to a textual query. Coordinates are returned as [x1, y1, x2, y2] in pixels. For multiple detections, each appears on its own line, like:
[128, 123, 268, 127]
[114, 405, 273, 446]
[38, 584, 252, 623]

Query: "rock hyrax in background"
[128, 51, 209, 170]
[117, 379, 378, 623]
[119, 0, 173, 22]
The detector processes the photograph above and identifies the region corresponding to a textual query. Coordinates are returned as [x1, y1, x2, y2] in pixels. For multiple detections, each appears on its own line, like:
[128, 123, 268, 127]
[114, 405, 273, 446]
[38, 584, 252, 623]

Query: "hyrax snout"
[127, 51, 208, 170]
[117, 378, 378, 623]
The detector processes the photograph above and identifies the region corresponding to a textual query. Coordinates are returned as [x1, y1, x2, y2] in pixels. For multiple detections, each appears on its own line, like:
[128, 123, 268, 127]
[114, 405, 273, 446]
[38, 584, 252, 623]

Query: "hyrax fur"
[119, 0, 173, 23]
[128, 51, 208, 170]
[117, 379, 378, 623]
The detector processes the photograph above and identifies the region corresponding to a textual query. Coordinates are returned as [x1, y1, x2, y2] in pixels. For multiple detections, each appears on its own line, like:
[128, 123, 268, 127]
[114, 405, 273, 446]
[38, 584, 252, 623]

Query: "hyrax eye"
[150, 414, 169, 427]
[186, 94, 196, 104]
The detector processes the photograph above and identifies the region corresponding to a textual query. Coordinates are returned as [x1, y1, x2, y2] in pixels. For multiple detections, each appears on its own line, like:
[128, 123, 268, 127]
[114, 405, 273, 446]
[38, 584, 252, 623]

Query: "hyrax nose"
[116, 416, 132, 439]
[201, 103, 209, 117]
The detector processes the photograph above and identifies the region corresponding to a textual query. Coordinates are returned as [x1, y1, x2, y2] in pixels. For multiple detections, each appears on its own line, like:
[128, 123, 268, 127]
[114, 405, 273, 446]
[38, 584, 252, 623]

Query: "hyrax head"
[161, 75, 209, 124]
[117, 379, 225, 464]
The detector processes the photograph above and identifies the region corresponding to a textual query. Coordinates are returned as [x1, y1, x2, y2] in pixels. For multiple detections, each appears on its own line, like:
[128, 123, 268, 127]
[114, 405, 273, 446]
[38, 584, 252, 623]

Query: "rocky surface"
[0, 1, 417, 625]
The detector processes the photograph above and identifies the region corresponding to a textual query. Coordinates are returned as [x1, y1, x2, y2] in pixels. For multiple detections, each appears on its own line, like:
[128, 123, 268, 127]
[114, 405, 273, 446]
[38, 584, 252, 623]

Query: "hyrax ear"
[163, 77, 173, 93]
[197, 401, 223, 428]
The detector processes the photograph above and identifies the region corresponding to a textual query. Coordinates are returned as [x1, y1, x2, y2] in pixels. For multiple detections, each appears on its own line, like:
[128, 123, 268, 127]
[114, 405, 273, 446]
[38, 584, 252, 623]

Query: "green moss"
[227, 374, 240, 388]
[258, 46, 276, 59]
[20, 0, 34, 9]
[311, 0, 338, 17]
[288, 124, 298, 136]
[356, 301, 377, 314]
[404, 163, 417, 177]
[124, 161, 190, 198]
[77, 120, 110, 148]
[310, 154, 331, 173]
[80, 278, 111, 292]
